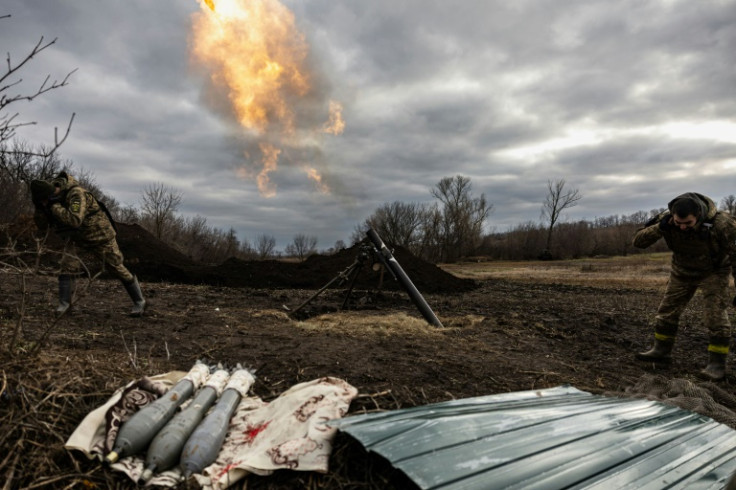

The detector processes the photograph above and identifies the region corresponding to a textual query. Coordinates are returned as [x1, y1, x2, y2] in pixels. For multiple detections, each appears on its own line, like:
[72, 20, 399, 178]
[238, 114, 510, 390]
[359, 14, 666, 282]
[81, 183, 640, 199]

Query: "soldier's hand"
[644, 215, 659, 227]
[658, 214, 673, 231]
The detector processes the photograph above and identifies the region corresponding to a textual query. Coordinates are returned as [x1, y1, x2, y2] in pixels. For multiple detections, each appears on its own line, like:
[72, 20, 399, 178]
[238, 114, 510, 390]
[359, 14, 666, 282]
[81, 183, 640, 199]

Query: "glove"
[658, 214, 673, 231]
[733, 295, 736, 308]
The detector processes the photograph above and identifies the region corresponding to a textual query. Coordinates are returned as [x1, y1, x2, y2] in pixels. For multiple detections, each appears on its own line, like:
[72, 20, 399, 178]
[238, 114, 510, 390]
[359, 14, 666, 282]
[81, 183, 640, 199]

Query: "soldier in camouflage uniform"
[633, 192, 736, 380]
[31, 172, 146, 317]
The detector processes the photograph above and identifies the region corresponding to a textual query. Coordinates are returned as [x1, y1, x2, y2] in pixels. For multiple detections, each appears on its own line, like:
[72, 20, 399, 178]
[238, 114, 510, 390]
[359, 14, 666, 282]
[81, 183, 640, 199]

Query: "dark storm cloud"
[2, 0, 735, 249]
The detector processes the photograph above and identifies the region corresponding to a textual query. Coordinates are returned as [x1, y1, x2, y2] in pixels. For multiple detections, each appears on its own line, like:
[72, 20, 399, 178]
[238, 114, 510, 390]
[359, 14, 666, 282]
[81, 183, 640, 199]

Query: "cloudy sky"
[2, 0, 735, 250]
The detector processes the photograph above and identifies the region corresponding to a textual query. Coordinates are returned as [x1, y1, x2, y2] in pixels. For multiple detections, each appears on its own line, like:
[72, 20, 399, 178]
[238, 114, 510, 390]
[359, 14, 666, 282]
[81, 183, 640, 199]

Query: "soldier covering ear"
[634, 192, 736, 381]
[31, 172, 146, 317]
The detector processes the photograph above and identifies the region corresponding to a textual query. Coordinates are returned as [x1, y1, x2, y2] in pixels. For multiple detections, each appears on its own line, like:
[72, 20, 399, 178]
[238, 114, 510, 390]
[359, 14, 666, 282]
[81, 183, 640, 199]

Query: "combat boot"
[122, 276, 146, 317]
[700, 338, 729, 381]
[700, 352, 727, 381]
[635, 338, 674, 363]
[56, 274, 73, 316]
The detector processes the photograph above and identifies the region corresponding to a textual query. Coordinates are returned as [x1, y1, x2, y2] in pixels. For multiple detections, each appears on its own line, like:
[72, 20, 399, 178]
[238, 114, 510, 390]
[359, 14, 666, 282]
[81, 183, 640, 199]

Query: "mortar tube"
[366, 228, 444, 327]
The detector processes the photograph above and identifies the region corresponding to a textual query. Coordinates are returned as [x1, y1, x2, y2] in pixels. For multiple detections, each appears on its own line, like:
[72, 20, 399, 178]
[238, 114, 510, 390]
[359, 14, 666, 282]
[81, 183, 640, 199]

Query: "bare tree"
[175, 214, 209, 259]
[238, 238, 255, 259]
[349, 222, 370, 246]
[720, 195, 736, 215]
[285, 233, 318, 261]
[429, 175, 493, 262]
[365, 201, 427, 252]
[326, 239, 347, 254]
[609, 211, 648, 256]
[222, 227, 240, 258]
[139, 182, 183, 240]
[0, 140, 66, 181]
[114, 205, 140, 224]
[0, 17, 76, 161]
[419, 204, 443, 261]
[0, 142, 71, 222]
[0, 15, 77, 227]
[255, 234, 276, 260]
[541, 179, 582, 254]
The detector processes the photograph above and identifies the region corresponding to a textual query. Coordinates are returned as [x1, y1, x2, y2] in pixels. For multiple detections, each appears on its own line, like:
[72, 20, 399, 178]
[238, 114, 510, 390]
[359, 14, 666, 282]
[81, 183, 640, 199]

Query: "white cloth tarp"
[65, 368, 358, 489]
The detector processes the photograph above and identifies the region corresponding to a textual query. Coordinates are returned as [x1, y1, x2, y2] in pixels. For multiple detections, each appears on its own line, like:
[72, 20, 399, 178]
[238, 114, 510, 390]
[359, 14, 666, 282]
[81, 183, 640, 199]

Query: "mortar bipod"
[287, 245, 374, 317]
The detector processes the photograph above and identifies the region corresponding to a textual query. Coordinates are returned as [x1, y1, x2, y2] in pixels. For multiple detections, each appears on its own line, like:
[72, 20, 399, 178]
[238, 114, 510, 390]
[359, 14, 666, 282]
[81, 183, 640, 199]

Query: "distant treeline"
[3, 148, 736, 264]
[479, 214, 668, 261]
[362, 204, 671, 262]
[353, 178, 736, 263]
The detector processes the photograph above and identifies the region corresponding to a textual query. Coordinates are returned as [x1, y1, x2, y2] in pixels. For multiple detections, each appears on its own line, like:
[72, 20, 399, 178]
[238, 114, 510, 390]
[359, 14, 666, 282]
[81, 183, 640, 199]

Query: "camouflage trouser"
[59, 238, 134, 283]
[654, 271, 731, 353]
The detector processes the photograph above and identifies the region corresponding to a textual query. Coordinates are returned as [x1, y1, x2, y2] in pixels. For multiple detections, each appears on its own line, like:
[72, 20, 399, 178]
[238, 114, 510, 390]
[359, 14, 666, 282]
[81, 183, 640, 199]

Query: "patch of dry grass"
[294, 311, 483, 337]
[440, 253, 673, 290]
[0, 352, 171, 489]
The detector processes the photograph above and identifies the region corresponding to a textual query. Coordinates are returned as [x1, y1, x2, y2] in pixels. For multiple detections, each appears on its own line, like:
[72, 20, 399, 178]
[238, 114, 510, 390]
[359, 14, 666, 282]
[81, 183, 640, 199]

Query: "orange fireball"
[192, 0, 341, 196]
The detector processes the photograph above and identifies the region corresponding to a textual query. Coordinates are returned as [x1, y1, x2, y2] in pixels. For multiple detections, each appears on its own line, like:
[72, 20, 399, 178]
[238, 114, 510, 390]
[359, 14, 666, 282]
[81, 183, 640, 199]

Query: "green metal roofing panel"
[329, 385, 736, 489]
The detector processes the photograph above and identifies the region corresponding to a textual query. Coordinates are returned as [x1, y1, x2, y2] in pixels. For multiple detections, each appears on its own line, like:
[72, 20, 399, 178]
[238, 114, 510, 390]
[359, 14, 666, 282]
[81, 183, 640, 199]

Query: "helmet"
[51, 171, 70, 190]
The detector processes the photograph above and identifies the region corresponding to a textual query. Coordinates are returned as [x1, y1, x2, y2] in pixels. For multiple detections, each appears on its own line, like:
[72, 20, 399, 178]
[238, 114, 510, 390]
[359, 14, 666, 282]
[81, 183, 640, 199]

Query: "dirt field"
[2, 229, 736, 489]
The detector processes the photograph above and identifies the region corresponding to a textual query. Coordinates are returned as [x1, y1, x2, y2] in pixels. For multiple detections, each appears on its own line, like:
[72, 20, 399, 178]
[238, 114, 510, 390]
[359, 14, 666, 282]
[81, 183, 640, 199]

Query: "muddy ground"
[2, 223, 736, 489]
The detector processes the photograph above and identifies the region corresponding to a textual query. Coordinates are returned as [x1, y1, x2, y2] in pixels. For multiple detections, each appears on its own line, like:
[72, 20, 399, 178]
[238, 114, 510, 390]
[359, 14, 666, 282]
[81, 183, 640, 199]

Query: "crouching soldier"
[633, 192, 736, 381]
[30, 172, 146, 317]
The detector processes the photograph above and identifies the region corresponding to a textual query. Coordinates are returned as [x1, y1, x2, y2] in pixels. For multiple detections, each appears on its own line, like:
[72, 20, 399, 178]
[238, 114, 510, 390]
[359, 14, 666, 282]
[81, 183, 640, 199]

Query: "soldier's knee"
[115, 269, 134, 283]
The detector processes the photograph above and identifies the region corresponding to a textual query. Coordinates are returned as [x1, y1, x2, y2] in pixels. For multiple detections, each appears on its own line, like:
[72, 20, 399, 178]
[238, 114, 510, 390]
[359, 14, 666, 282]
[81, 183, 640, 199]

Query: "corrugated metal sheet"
[329, 385, 736, 489]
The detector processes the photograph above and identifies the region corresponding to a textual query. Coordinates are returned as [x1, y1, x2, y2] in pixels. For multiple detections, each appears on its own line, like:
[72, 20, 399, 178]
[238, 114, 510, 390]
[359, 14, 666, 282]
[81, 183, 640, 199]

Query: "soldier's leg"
[699, 272, 731, 380]
[92, 240, 146, 316]
[55, 240, 82, 315]
[637, 274, 697, 362]
[92, 240, 133, 282]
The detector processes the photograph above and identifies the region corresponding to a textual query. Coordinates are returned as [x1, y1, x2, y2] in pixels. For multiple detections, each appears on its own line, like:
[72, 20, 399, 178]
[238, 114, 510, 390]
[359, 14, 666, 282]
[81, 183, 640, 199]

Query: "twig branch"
[120, 330, 138, 369]
[1, 29, 77, 158]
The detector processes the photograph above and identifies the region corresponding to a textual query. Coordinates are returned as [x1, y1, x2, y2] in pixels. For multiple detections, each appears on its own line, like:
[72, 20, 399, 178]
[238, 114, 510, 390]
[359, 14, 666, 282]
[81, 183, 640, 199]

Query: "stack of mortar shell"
[179, 368, 256, 478]
[139, 367, 231, 483]
[104, 361, 211, 465]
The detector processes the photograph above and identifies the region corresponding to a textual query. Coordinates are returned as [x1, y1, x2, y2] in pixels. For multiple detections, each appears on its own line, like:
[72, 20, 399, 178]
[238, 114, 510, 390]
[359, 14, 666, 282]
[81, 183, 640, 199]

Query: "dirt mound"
[115, 223, 199, 283]
[4, 218, 475, 293]
[114, 225, 476, 293]
[116, 223, 196, 267]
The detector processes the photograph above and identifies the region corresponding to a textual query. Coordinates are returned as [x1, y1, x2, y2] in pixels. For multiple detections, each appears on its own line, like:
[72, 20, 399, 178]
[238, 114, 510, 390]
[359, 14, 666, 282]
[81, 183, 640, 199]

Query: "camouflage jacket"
[33, 174, 115, 245]
[633, 192, 736, 278]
